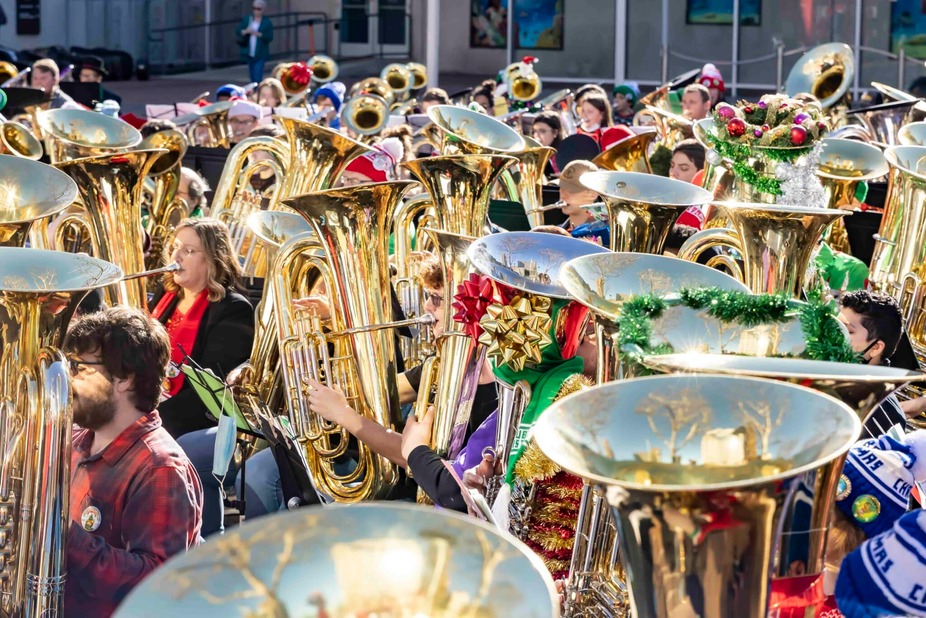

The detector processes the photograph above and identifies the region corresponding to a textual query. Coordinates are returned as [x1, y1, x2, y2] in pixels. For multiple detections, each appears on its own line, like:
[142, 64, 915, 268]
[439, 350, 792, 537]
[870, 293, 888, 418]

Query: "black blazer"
[149, 286, 255, 438]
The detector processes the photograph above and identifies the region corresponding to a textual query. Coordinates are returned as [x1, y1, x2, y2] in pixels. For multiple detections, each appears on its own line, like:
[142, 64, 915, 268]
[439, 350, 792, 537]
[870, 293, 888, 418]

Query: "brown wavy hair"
[163, 218, 244, 302]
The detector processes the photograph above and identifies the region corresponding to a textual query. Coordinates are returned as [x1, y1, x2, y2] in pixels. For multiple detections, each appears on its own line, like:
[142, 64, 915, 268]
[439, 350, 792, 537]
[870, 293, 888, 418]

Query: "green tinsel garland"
[617, 286, 859, 369]
[705, 134, 812, 196]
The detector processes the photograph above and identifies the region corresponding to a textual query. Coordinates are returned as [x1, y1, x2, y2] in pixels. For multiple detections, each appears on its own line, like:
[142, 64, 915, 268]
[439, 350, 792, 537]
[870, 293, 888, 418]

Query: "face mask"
[859, 339, 880, 364]
[213, 411, 237, 479]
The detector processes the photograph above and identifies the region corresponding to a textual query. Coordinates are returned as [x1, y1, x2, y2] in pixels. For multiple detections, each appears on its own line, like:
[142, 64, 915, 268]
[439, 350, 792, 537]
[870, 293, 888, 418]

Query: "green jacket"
[238, 16, 274, 61]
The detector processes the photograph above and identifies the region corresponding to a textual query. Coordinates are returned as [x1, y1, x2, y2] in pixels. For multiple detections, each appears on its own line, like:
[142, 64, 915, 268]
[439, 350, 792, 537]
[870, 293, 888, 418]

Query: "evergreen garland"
[617, 286, 858, 368]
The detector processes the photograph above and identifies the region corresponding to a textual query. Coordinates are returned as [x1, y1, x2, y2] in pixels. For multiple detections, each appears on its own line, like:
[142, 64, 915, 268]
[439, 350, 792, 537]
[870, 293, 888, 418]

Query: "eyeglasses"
[68, 357, 105, 376]
[425, 291, 444, 307]
[171, 244, 203, 257]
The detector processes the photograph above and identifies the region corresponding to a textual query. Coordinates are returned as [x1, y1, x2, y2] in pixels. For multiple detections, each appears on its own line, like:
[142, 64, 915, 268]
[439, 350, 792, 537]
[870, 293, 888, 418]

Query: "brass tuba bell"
[899, 121, 926, 146]
[406, 62, 428, 90]
[0, 156, 77, 246]
[591, 128, 659, 174]
[38, 108, 141, 163]
[534, 373, 860, 618]
[502, 59, 542, 102]
[785, 42, 854, 110]
[342, 93, 390, 136]
[380, 63, 413, 97]
[307, 54, 338, 84]
[0, 121, 42, 160]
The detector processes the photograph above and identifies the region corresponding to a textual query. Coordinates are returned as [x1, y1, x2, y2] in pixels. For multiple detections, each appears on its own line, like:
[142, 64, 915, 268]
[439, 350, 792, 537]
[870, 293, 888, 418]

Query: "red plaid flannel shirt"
[65, 411, 203, 617]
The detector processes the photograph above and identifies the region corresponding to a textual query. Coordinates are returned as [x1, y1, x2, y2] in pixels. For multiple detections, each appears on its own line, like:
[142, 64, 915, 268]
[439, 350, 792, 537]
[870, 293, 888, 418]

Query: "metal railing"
[147, 10, 412, 75]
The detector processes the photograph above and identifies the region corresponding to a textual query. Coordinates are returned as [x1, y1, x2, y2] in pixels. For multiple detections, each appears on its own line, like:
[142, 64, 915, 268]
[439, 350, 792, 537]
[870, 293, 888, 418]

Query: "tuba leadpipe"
[121, 262, 180, 282]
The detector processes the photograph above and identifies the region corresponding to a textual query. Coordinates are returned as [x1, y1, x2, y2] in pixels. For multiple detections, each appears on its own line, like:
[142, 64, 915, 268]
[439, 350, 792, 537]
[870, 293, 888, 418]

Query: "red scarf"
[151, 289, 210, 397]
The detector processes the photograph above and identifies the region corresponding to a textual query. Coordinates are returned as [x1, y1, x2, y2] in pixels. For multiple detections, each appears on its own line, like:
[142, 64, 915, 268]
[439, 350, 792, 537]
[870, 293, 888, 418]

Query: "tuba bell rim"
[0, 157, 79, 223]
[426, 104, 527, 153]
[0, 247, 125, 292]
[817, 137, 889, 181]
[37, 108, 142, 150]
[714, 199, 849, 217]
[533, 372, 861, 493]
[580, 170, 713, 207]
[884, 145, 926, 182]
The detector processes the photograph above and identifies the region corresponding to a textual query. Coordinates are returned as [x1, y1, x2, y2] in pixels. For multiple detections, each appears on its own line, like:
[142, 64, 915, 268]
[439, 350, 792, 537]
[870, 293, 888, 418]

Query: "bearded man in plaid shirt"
[63, 307, 203, 617]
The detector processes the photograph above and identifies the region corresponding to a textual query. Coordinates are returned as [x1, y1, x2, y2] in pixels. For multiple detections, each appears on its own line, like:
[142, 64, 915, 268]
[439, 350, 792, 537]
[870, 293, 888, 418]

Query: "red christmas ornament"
[744, 105, 754, 114]
[726, 117, 747, 138]
[715, 103, 736, 120]
[790, 125, 808, 146]
[761, 124, 770, 132]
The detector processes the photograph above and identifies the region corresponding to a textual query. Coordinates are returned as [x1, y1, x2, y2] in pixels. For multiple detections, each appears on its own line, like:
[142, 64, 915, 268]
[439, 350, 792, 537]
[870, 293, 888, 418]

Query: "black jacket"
[149, 286, 255, 438]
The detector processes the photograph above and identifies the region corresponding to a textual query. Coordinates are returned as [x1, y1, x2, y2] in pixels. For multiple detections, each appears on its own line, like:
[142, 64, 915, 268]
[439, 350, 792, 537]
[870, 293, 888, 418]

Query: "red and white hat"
[698, 63, 725, 93]
[344, 137, 405, 182]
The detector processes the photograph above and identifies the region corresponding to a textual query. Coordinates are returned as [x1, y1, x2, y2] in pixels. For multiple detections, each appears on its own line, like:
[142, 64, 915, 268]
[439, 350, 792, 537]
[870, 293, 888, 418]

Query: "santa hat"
[834, 430, 926, 539]
[698, 63, 725, 93]
[344, 137, 404, 182]
[835, 509, 926, 617]
[599, 125, 635, 151]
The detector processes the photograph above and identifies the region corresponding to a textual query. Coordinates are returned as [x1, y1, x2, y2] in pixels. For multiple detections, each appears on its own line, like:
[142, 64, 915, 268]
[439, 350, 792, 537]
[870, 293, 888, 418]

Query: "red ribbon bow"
[452, 274, 499, 340]
[288, 62, 313, 87]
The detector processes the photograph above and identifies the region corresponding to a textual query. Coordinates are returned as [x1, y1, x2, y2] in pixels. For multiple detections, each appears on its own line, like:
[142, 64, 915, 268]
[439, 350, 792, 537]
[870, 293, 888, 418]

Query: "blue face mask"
[212, 411, 238, 479]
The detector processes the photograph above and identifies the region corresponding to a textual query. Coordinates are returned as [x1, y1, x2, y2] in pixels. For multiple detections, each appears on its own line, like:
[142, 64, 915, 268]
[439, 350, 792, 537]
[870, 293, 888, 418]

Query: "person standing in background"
[239, 0, 274, 85]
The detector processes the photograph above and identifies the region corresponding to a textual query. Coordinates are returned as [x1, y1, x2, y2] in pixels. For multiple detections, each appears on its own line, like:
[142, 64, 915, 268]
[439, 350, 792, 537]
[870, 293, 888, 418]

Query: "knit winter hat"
[612, 83, 639, 104]
[698, 63, 725, 93]
[228, 99, 263, 119]
[314, 81, 346, 112]
[215, 84, 246, 101]
[835, 509, 926, 618]
[344, 137, 404, 182]
[599, 125, 635, 151]
[834, 431, 926, 539]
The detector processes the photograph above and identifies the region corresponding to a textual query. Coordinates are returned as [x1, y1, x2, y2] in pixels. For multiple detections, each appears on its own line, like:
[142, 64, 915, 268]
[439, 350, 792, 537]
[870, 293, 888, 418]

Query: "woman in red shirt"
[576, 93, 613, 147]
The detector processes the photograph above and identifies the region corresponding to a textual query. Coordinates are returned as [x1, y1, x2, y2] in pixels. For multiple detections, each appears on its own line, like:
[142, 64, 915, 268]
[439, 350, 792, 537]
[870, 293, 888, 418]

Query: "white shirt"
[248, 17, 261, 57]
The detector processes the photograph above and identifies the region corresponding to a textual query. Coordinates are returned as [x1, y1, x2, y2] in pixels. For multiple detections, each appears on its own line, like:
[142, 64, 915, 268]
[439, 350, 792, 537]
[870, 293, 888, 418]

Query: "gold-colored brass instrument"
[0, 157, 77, 246]
[0, 122, 42, 160]
[381, 63, 413, 97]
[406, 62, 428, 90]
[536, 87, 578, 136]
[113, 503, 560, 617]
[307, 54, 338, 84]
[276, 62, 312, 96]
[637, 68, 701, 112]
[899, 121, 926, 146]
[342, 93, 390, 136]
[0, 62, 18, 85]
[818, 138, 888, 207]
[139, 129, 189, 271]
[867, 145, 926, 297]
[502, 60, 542, 102]
[580, 170, 713, 253]
[280, 181, 427, 502]
[0, 247, 123, 617]
[348, 77, 394, 107]
[678, 201, 847, 297]
[38, 108, 141, 164]
[556, 252, 748, 617]
[644, 104, 693, 151]
[208, 135, 291, 275]
[847, 99, 920, 147]
[182, 101, 234, 148]
[591, 128, 658, 174]
[3, 87, 48, 140]
[785, 42, 855, 110]
[872, 81, 926, 124]
[642, 354, 926, 576]
[54, 149, 167, 308]
[277, 116, 373, 198]
[507, 136, 555, 228]
[535, 374, 859, 618]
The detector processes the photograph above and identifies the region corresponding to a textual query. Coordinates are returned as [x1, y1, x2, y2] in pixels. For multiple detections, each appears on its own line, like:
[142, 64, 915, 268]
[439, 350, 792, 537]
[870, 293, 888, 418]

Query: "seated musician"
[236, 255, 499, 518]
[31, 59, 76, 109]
[681, 83, 712, 121]
[228, 100, 262, 144]
[420, 87, 450, 112]
[611, 83, 639, 126]
[215, 83, 246, 102]
[247, 123, 285, 208]
[64, 307, 203, 617]
[339, 136, 406, 187]
[576, 93, 614, 146]
[670, 139, 709, 229]
[139, 118, 178, 139]
[556, 160, 604, 241]
[255, 77, 285, 108]
[470, 79, 498, 116]
[531, 111, 565, 176]
[312, 81, 346, 129]
[150, 218, 255, 440]
[178, 167, 210, 217]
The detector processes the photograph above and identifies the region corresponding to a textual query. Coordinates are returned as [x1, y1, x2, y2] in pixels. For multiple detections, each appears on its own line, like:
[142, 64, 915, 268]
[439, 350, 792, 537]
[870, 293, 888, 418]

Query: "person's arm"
[397, 372, 417, 405]
[406, 446, 467, 512]
[306, 379, 406, 467]
[66, 464, 200, 604]
[261, 19, 273, 43]
[900, 396, 926, 418]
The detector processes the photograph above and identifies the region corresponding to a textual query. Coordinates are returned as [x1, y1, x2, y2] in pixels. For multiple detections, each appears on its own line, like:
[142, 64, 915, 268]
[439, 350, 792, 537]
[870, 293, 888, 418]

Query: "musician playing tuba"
[64, 308, 202, 618]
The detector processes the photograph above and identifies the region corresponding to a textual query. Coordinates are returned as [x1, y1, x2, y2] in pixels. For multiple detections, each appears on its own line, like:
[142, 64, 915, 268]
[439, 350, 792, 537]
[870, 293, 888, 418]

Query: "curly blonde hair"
[163, 218, 244, 302]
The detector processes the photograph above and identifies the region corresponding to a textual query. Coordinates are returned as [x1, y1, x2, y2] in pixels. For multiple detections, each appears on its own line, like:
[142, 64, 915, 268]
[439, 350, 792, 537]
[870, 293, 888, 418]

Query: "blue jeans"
[247, 57, 266, 84]
[177, 427, 237, 537]
[237, 447, 283, 519]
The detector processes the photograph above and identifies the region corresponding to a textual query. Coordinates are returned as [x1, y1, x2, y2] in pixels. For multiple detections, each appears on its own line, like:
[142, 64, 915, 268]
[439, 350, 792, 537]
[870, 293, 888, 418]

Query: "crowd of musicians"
[2, 36, 926, 617]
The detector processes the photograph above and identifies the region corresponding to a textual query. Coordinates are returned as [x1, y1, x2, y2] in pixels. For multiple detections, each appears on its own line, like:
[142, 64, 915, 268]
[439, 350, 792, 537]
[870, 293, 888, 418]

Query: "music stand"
[60, 82, 104, 108]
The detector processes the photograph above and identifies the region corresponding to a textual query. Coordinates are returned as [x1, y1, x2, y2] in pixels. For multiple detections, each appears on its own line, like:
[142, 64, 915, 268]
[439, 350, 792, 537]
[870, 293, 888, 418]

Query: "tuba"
[406, 62, 428, 90]
[0, 122, 42, 160]
[503, 60, 542, 102]
[785, 42, 854, 111]
[0, 247, 123, 617]
[846, 99, 921, 147]
[534, 374, 859, 618]
[307, 54, 338, 84]
[678, 201, 847, 297]
[591, 128, 659, 174]
[899, 121, 926, 146]
[380, 63, 413, 98]
[342, 93, 390, 136]
[0, 157, 77, 246]
[139, 129, 190, 271]
[54, 149, 167, 308]
[279, 182, 433, 502]
[38, 108, 141, 164]
[184, 101, 234, 148]
[580, 171, 713, 254]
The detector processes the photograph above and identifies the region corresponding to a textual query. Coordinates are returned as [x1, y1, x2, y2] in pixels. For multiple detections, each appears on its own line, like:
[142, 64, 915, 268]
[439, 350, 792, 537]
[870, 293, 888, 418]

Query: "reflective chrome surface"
[785, 42, 854, 109]
[114, 503, 560, 617]
[246, 211, 312, 249]
[0, 157, 77, 246]
[38, 108, 141, 163]
[847, 99, 920, 146]
[817, 138, 889, 211]
[591, 130, 658, 174]
[468, 231, 610, 299]
[427, 105, 527, 154]
[534, 374, 859, 618]
[899, 121, 926, 147]
[580, 171, 712, 253]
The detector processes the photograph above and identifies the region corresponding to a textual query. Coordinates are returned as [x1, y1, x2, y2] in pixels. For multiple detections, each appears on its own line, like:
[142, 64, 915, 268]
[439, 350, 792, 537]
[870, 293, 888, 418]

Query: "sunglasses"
[425, 291, 444, 307]
[68, 357, 105, 376]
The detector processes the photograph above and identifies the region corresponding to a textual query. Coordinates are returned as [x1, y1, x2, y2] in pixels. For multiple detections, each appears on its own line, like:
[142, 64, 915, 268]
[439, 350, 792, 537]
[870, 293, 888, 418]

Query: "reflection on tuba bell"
[307, 54, 338, 84]
[0, 157, 77, 247]
[380, 63, 413, 97]
[342, 93, 390, 136]
[0, 122, 42, 160]
[535, 374, 859, 618]
[591, 128, 659, 174]
[38, 108, 142, 163]
[0, 247, 124, 617]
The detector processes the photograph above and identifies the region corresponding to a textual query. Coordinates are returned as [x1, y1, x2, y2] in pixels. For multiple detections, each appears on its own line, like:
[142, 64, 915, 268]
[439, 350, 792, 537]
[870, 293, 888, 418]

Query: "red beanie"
[344, 137, 404, 182]
[599, 125, 635, 151]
